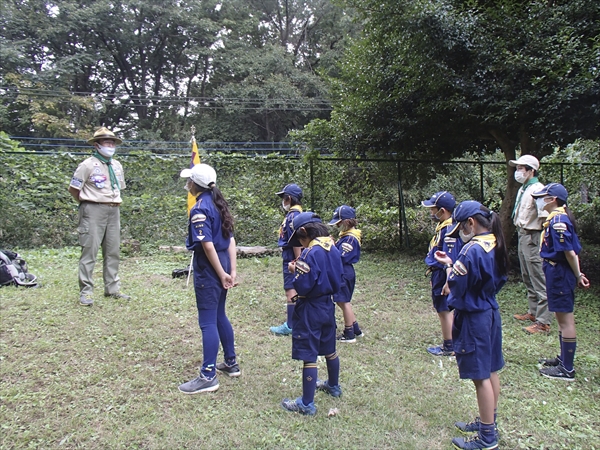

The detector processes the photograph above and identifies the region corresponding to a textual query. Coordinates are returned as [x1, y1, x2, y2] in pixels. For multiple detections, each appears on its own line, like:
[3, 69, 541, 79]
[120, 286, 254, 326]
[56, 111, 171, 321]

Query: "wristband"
[444, 263, 453, 269]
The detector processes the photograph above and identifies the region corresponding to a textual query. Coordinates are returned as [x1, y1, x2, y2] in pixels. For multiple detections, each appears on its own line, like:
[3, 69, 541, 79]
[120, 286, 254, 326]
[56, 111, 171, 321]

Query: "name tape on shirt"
[191, 213, 207, 223]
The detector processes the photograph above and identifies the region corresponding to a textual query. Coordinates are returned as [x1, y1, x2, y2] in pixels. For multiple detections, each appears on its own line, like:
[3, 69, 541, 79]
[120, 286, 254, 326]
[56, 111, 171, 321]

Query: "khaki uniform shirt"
[513, 181, 547, 231]
[70, 155, 126, 203]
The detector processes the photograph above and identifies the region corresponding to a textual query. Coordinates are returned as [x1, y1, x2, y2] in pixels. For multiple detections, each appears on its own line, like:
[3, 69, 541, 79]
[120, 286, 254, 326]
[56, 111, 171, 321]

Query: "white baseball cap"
[180, 163, 217, 189]
[509, 155, 540, 171]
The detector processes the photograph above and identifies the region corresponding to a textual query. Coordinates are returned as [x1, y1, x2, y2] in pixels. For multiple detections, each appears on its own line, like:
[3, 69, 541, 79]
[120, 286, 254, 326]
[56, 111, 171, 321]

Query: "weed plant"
[1, 249, 598, 449]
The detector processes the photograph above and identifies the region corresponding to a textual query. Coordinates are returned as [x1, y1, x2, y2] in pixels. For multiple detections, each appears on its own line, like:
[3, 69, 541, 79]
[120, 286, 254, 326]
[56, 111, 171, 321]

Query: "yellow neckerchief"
[428, 217, 453, 252]
[290, 205, 303, 213]
[279, 205, 303, 233]
[339, 228, 362, 245]
[540, 206, 566, 248]
[471, 233, 497, 253]
[308, 236, 334, 251]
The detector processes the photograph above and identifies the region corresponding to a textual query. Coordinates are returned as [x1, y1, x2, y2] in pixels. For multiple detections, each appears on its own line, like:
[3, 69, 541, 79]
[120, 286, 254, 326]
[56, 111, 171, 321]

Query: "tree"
[294, 0, 600, 238]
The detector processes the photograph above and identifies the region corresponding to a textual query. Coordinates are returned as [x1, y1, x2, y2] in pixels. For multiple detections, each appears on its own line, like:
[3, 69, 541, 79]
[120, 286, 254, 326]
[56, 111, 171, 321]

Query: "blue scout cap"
[288, 212, 322, 247]
[447, 200, 493, 237]
[531, 183, 568, 202]
[421, 191, 456, 212]
[276, 183, 303, 200]
[329, 205, 356, 224]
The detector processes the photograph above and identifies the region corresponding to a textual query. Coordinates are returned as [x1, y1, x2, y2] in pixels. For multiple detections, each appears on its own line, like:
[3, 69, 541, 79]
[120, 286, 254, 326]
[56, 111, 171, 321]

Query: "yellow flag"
[187, 136, 201, 215]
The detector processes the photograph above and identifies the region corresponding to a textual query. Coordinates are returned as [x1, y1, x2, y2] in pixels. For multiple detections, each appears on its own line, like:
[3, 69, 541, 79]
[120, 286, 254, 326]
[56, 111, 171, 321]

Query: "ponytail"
[557, 199, 578, 234]
[473, 209, 509, 277]
[193, 183, 234, 239]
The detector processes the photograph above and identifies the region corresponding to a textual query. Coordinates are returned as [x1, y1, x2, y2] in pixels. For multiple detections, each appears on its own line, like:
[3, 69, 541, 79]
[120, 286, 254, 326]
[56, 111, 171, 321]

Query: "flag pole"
[186, 125, 200, 287]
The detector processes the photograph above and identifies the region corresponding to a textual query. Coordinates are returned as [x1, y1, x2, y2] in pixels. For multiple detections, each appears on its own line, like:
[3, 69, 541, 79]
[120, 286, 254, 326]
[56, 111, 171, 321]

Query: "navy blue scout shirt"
[293, 237, 343, 300]
[447, 233, 507, 312]
[425, 217, 462, 268]
[540, 207, 582, 261]
[186, 191, 232, 284]
[278, 205, 303, 262]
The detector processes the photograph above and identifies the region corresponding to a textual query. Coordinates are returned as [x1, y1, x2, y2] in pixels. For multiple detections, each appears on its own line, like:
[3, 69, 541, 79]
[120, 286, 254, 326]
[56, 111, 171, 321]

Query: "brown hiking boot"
[513, 312, 535, 322]
[523, 322, 550, 334]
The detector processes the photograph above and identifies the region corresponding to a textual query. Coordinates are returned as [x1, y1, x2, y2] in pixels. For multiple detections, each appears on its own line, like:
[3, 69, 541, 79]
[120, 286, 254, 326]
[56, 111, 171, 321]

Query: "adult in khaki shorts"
[509, 155, 551, 334]
[68, 127, 130, 306]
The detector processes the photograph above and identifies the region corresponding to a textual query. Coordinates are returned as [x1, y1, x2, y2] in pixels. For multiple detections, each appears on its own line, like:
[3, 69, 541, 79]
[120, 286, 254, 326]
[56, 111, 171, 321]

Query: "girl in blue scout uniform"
[329, 205, 364, 342]
[178, 164, 240, 394]
[421, 191, 462, 356]
[270, 184, 304, 336]
[532, 183, 590, 381]
[280, 212, 344, 416]
[435, 201, 509, 450]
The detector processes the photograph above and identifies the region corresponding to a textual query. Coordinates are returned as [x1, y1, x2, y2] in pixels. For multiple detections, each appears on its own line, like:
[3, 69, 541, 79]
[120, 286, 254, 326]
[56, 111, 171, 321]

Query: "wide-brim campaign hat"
[329, 205, 356, 224]
[87, 127, 123, 145]
[509, 154, 540, 171]
[531, 182, 568, 202]
[288, 212, 322, 247]
[421, 191, 456, 211]
[276, 183, 303, 199]
[180, 163, 217, 189]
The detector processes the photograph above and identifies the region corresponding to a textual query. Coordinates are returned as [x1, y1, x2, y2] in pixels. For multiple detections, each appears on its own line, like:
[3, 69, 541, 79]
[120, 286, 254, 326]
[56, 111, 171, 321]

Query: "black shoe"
[216, 362, 241, 377]
[540, 364, 575, 381]
[538, 355, 561, 367]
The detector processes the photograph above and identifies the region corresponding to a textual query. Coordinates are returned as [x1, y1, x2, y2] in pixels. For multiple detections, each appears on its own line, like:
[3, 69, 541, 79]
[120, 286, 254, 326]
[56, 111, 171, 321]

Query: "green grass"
[1, 248, 599, 449]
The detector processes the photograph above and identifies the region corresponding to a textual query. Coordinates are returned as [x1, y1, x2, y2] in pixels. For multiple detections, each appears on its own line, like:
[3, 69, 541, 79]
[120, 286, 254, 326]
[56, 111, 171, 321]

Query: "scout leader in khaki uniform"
[68, 127, 130, 306]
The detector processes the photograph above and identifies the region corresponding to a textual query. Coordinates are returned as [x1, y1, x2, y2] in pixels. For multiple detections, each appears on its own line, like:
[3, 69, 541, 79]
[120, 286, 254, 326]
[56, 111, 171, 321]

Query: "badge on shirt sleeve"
[296, 261, 311, 274]
[552, 223, 567, 233]
[444, 236, 456, 248]
[191, 213, 207, 223]
[70, 177, 83, 188]
[341, 242, 353, 253]
[452, 260, 468, 276]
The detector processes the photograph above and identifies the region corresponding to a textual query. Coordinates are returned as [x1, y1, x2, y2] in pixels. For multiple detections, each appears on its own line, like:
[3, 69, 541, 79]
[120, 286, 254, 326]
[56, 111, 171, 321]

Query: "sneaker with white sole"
[79, 294, 94, 306]
[178, 373, 219, 394]
[455, 417, 500, 441]
[280, 397, 317, 416]
[337, 331, 356, 343]
[316, 379, 342, 397]
[216, 362, 241, 377]
[539, 364, 575, 381]
[451, 435, 498, 450]
[270, 322, 292, 335]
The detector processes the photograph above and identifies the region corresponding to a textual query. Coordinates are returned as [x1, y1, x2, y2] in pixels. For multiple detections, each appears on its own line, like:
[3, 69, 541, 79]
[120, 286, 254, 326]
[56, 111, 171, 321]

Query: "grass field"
[1, 248, 599, 449]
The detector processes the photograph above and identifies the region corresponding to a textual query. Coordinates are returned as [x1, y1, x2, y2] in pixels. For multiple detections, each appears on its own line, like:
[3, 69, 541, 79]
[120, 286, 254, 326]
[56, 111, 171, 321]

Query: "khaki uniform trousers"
[517, 230, 552, 325]
[77, 202, 121, 296]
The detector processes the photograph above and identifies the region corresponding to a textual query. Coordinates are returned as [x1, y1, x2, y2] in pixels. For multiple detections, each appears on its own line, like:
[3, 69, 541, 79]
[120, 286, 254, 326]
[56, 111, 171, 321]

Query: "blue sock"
[562, 337, 576, 372]
[353, 321, 362, 335]
[443, 339, 453, 350]
[494, 409, 497, 423]
[558, 331, 563, 361]
[325, 352, 340, 387]
[201, 365, 216, 380]
[286, 304, 295, 329]
[302, 363, 318, 406]
[479, 421, 496, 444]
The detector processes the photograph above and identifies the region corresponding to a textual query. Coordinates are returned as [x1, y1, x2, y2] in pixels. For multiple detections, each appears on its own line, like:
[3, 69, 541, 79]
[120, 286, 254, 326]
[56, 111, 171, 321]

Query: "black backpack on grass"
[0, 249, 38, 287]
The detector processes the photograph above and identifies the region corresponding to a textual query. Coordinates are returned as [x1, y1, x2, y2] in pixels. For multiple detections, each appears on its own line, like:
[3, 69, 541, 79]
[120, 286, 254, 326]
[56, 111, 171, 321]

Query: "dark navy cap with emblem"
[329, 205, 356, 224]
[531, 183, 568, 203]
[276, 183, 303, 199]
[288, 212, 321, 247]
[421, 191, 456, 212]
[447, 201, 493, 237]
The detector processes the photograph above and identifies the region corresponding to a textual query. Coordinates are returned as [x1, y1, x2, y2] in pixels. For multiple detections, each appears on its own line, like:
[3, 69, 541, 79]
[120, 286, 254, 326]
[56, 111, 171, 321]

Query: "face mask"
[536, 196, 554, 210]
[98, 145, 116, 158]
[459, 222, 475, 243]
[282, 200, 290, 211]
[514, 170, 528, 184]
[429, 209, 443, 222]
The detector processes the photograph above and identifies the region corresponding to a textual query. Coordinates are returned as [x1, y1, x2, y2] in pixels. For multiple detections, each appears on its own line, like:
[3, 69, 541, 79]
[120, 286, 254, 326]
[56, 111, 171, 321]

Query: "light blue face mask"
[536, 196, 554, 211]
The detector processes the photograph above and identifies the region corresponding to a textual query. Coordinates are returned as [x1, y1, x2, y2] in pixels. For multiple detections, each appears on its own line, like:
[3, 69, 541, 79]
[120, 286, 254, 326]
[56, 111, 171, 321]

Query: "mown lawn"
[1, 248, 599, 449]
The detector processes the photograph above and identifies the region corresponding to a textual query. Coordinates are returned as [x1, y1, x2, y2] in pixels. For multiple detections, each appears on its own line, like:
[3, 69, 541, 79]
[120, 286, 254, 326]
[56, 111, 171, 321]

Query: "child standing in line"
[280, 212, 344, 416]
[329, 205, 363, 342]
[435, 201, 509, 450]
[532, 183, 590, 381]
[178, 164, 240, 395]
[270, 184, 304, 336]
[421, 191, 462, 356]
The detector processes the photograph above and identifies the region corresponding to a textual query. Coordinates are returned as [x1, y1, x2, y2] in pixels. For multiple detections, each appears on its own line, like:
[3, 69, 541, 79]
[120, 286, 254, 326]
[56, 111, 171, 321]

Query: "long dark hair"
[194, 183, 234, 239]
[295, 222, 329, 242]
[557, 199, 578, 233]
[473, 207, 509, 276]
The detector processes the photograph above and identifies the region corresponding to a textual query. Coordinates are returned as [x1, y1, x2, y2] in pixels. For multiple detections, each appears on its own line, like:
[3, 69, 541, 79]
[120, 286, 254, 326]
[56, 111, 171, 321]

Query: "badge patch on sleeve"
[341, 242, 353, 253]
[191, 213, 207, 223]
[70, 177, 83, 188]
[452, 260, 468, 276]
[552, 223, 567, 233]
[296, 261, 311, 274]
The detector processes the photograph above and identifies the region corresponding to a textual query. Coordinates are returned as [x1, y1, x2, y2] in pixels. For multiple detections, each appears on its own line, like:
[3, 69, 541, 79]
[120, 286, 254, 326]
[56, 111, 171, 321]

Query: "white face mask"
[282, 200, 290, 211]
[459, 222, 475, 243]
[98, 145, 116, 158]
[536, 196, 554, 211]
[514, 170, 528, 184]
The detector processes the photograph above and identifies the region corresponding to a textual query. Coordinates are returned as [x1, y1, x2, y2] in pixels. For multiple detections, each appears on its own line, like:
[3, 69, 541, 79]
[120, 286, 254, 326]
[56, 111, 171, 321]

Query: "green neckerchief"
[92, 151, 120, 191]
[512, 176, 539, 219]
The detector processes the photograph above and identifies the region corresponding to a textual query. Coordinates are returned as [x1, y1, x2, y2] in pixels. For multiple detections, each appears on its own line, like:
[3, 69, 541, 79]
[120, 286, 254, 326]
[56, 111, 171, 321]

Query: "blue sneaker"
[280, 397, 317, 416]
[455, 417, 500, 441]
[316, 379, 342, 397]
[451, 435, 498, 450]
[427, 345, 455, 356]
[270, 322, 292, 335]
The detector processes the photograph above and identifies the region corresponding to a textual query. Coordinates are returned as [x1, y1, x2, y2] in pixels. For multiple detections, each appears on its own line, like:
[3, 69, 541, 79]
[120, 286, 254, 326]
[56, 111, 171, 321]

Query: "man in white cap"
[509, 154, 551, 334]
[68, 127, 130, 306]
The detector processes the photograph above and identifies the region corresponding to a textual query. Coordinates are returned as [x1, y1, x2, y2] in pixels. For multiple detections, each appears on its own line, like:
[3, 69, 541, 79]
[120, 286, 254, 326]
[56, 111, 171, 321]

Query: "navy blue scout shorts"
[291, 296, 336, 361]
[543, 261, 575, 313]
[453, 309, 504, 380]
[431, 268, 450, 312]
